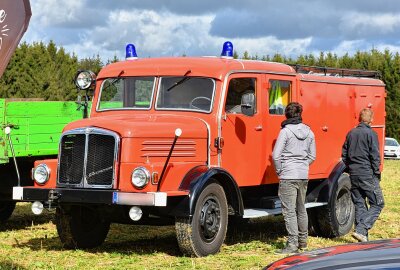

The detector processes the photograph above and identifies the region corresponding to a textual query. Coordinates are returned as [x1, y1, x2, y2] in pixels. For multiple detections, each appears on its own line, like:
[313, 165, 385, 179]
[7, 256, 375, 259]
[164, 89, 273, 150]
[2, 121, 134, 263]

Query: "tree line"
[0, 41, 399, 140]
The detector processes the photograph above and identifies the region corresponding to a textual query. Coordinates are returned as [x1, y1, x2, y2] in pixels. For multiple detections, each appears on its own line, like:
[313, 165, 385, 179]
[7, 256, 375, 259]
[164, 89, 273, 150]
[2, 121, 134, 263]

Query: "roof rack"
[290, 64, 381, 79]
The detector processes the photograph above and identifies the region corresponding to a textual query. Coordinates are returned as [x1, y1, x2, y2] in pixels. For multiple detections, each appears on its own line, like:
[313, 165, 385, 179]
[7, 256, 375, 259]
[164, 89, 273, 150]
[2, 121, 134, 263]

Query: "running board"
[243, 202, 327, 219]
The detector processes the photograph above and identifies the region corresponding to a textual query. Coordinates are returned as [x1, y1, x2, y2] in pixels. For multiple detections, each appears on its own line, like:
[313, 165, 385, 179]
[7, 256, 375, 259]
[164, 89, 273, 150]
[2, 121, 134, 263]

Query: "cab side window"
[269, 80, 291, 115]
[225, 78, 256, 114]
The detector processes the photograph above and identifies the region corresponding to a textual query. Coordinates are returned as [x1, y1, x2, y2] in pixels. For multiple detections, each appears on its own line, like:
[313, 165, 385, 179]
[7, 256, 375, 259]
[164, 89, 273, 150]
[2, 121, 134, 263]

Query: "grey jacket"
[272, 123, 316, 180]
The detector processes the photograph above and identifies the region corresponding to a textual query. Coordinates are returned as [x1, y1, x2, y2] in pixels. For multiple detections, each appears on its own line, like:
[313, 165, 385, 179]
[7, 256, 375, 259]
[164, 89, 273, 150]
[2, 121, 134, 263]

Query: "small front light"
[129, 206, 143, 221]
[131, 167, 150, 189]
[33, 164, 50, 185]
[32, 201, 44, 215]
[75, 70, 96, 90]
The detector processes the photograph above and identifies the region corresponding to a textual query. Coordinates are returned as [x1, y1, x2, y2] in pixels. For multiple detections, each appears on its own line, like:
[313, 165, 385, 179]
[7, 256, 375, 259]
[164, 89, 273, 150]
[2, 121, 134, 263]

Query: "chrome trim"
[195, 117, 211, 167]
[155, 77, 216, 114]
[57, 127, 120, 189]
[96, 76, 156, 112]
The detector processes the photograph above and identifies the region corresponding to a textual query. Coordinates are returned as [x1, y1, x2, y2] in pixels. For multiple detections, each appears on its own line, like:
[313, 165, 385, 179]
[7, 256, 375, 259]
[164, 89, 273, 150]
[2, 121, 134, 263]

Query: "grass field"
[0, 160, 399, 269]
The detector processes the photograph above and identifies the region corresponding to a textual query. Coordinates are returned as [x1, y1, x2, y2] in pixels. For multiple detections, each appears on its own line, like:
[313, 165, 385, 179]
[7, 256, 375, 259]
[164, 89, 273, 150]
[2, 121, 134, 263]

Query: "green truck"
[0, 0, 88, 221]
[0, 99, 86, 220]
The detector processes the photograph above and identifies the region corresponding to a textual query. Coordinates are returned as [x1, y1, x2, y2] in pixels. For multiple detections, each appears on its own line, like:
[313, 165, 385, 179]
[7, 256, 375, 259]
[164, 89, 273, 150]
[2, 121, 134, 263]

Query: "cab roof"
[97, 56, 384, 86]
[97, 57, 296, 80]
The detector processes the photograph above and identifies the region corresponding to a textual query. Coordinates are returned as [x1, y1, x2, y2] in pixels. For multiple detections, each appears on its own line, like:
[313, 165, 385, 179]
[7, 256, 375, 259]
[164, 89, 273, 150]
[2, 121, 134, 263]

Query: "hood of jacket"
[285, 123, 311, 140]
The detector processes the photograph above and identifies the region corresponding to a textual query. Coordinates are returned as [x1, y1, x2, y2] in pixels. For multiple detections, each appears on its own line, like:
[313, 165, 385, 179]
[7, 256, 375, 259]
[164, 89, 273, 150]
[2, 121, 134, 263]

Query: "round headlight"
[33, 164, 50, 185]
[131, 167, 150, 189]
[75, 70, 96, 90]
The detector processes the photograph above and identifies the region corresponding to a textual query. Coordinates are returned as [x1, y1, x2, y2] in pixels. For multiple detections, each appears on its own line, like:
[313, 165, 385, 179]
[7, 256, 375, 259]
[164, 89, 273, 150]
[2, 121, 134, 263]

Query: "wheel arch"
[312, 161, 347, 203]
[178, 166, 244, 217]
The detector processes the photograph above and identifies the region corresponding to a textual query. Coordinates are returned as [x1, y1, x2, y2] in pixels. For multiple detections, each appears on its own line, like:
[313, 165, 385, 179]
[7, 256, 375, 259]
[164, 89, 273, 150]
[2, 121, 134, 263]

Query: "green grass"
[1, 160, 399, 269]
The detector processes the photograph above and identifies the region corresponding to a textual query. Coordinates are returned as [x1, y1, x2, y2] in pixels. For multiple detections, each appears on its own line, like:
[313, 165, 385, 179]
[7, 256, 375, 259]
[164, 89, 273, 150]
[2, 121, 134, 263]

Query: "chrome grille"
[58, 128, 119, 188]
[58, 134, 85, 185]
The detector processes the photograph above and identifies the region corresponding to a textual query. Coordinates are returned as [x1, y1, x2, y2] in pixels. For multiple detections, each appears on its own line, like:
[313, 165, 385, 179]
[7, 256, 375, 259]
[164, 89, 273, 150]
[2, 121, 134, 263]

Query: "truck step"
[243, 202, 327, 219]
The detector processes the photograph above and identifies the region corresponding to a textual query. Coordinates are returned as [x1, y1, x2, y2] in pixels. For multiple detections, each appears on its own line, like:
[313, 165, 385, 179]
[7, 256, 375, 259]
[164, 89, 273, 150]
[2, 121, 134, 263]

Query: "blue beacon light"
[220, 41, 233, 59]
[125, 44, 138, 60]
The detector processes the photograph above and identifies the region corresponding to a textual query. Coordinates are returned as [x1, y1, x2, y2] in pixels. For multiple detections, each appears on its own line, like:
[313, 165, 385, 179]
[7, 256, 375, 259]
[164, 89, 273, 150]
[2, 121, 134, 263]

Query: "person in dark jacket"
[342, 108, 384, 243]
[273, 102, 316, 254]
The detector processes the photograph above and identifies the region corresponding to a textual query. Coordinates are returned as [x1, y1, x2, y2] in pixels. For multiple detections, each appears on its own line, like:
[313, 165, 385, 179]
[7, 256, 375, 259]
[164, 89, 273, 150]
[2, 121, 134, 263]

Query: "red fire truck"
[13, 42, 386, 257]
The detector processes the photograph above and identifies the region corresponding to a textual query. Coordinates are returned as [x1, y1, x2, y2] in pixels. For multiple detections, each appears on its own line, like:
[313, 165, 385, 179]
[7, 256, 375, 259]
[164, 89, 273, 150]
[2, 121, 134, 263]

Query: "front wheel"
[312, 174, 355, 237]
[55, 205, 110, 249]
[175, 182, 228, 257]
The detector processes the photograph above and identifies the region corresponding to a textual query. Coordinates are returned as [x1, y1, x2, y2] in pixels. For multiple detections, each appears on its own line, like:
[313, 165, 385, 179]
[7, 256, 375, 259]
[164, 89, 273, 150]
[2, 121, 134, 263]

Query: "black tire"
[175, 182, 228, 257]
[55, 205, 110, 249]
[0, 201, 16, 222]
[313, 174, 355, 237]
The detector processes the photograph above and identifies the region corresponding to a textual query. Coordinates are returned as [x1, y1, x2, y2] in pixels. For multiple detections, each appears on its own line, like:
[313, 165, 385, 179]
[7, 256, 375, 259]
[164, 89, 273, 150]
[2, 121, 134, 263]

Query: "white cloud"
[341, 12, 400, 37]
[31, 0, 84, 26]
[20, 1, 400, 61]
[332, 40, 367, 55]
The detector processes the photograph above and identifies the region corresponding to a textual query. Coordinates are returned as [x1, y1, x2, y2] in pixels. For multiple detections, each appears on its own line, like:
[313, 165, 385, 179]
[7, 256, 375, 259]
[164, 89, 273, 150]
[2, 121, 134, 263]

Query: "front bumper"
[12, 187, 167, 207]
[384, 152, 400, 159]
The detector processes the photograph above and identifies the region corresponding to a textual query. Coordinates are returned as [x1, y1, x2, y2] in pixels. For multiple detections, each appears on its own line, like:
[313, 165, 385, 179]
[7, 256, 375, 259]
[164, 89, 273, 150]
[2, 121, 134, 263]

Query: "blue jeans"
[278, 179, 308, 247]
[350, 175, 384, 236]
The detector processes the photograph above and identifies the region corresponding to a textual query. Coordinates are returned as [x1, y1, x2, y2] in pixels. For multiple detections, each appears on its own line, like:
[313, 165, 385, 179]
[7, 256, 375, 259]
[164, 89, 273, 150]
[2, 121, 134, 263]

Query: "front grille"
[58, 128, 118, 188]
[58, 134, 86, 185]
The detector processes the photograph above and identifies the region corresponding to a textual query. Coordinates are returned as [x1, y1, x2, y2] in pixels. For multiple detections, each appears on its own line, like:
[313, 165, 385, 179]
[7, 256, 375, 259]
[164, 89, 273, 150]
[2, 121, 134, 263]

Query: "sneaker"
[298, 242, 307, 250]
[275, 244, 299, 254]
[352, 232, 368, 242]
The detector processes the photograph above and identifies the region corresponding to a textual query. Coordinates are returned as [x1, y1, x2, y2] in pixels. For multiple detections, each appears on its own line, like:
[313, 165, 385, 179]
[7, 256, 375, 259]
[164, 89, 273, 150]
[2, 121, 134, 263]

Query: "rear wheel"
[312, 174, 354, 237]
[0, 201, 16, 222]
[55, 205, 110, 249]
[175, 182, 228, 257]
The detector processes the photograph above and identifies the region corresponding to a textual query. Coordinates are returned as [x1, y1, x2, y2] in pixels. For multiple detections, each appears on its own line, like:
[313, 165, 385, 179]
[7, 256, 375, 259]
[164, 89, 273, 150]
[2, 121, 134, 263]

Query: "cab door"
[220, 74, 265, 187]
[263, 75, 296, 184]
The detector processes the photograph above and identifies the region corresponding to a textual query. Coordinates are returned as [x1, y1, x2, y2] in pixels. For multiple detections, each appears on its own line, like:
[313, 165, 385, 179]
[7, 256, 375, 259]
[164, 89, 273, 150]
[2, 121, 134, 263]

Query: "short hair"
[285, 102, 303, 119]
[359, 108, 374, 123]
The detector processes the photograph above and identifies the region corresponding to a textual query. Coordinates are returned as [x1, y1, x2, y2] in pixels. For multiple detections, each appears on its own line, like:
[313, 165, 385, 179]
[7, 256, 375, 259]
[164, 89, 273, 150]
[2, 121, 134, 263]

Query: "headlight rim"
[74, 70, 96, 90]
[33, 164, 50, 185]
[131, 167, 150, 189]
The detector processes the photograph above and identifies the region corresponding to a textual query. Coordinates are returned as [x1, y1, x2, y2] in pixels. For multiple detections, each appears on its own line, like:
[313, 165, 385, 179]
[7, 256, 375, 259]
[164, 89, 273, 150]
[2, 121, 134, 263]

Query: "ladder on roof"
[291, 64, 381, 79]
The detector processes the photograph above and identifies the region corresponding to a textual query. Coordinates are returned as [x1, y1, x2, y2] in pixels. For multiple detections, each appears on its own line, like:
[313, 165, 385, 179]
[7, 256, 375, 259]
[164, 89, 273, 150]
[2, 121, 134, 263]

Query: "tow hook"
[48, 190, 60, 209]
[48, 190, 60, 201]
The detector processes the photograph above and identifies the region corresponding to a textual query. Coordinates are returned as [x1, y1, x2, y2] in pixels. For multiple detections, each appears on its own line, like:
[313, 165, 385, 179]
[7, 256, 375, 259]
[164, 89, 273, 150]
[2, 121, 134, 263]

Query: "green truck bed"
[0, 99, 86, 164]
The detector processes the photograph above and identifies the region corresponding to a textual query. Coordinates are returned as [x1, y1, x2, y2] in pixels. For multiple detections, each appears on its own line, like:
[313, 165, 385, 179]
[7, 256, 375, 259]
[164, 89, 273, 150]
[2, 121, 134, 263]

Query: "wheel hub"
[336, 188, 352, 225]
[200, 197, 221, 242]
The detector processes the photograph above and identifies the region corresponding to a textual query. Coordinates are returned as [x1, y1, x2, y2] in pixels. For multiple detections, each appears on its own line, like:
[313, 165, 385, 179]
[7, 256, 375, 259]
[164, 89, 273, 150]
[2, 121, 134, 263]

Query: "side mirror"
[240, 92, 255, 116]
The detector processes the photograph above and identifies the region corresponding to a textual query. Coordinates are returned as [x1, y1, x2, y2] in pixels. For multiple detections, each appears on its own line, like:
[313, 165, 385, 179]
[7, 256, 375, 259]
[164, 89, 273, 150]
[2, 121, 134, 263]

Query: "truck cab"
[13, 42, 386, 257]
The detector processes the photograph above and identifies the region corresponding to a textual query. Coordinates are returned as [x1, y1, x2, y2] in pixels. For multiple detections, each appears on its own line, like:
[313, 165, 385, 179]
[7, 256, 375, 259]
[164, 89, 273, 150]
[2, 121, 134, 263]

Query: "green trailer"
[0, 98, 86, 220]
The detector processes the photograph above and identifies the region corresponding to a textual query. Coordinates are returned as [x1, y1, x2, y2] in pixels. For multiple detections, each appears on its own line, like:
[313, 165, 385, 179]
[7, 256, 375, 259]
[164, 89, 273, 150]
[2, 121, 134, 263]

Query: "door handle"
[322, 126, 328, 132]
[255, 125, 263, 131]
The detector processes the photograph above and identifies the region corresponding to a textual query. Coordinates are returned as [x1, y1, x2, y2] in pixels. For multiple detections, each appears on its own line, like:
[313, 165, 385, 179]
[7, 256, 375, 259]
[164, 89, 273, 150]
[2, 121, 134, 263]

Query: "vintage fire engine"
[13, 42, 386, 257]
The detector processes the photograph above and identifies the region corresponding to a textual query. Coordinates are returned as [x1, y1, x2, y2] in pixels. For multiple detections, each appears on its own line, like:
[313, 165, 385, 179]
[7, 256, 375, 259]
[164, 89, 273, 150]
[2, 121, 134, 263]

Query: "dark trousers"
[278, 179, 308, 247]
[350, 175, 384, 236]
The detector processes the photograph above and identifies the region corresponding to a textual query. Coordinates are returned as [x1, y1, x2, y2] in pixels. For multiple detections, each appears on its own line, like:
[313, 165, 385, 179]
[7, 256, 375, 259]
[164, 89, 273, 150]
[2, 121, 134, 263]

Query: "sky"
[22, 0, 400, 62]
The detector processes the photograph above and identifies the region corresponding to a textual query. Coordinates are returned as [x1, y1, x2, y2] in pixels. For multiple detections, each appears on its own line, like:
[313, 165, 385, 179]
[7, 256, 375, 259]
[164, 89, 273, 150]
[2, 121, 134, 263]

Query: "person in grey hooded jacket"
[273, 102, 316, 254]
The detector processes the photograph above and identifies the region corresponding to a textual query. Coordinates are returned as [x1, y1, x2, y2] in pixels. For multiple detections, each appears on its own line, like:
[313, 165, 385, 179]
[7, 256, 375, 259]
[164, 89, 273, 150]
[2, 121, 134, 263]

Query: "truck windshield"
[156, 77, 215, 113]
[98, 77, 155, 110]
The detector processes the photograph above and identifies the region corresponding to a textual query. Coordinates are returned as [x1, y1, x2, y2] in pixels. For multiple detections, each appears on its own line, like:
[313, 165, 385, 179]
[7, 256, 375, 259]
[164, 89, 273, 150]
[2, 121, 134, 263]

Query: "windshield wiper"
[166, 70, 192, 92]
[101, 70, 124, 92]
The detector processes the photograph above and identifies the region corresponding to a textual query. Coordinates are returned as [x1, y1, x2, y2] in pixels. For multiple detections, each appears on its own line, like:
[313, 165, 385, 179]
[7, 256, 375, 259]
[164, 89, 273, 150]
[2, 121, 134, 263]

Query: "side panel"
[354, 85, 386, 168]
[4, 100, 86, 158]
[299, 80, 386, 179]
